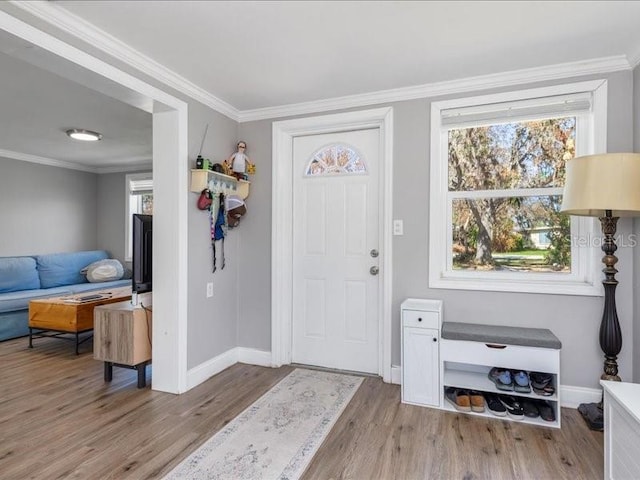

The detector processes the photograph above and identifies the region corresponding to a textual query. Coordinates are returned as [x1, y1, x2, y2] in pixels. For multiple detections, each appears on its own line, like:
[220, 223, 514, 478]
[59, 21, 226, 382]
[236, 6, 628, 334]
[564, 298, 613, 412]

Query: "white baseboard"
[186, 348, 238, 390]
[186, 347, 274, 390]
[237, 348, 273, 367]
[560, 385, 602, 408]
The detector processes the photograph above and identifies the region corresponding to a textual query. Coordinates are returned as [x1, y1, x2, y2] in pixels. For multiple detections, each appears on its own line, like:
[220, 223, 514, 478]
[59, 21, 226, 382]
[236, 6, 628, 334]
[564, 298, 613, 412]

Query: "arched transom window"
[305, 144, 367, 176]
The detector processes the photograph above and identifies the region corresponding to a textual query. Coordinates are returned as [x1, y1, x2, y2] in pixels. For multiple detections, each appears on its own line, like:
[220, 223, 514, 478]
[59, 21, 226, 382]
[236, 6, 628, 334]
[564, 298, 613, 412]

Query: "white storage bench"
[440, 322, 562, 428]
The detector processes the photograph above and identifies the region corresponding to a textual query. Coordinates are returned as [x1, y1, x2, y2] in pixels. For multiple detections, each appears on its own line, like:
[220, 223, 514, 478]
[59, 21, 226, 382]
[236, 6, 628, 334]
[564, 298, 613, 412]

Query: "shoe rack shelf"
[400, 299, 562, 430]
[440, 332, 561, 429]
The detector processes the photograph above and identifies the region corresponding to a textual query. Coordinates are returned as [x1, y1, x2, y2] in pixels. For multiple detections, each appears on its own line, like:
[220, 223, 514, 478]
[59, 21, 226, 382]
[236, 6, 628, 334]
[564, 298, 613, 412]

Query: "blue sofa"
[0, 250, 130, 341]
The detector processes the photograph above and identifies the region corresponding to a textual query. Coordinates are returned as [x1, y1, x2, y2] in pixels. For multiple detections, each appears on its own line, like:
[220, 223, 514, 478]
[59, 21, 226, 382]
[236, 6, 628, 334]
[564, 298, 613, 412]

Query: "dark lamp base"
[578, 402, 604, 431]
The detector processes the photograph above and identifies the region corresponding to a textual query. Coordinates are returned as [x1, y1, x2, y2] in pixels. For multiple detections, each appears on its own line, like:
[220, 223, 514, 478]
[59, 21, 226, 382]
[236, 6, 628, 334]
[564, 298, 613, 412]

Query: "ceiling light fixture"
[66, 128, 103, 141]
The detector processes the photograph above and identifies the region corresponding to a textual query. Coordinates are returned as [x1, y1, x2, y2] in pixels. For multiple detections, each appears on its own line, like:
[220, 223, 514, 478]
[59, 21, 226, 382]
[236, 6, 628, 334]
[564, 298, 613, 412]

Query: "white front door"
[292, 128, 380, 374]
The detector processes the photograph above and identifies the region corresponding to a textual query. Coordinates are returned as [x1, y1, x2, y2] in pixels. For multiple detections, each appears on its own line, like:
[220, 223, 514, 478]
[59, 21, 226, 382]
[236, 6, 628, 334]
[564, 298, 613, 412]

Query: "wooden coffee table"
[28, 286, 132, 354]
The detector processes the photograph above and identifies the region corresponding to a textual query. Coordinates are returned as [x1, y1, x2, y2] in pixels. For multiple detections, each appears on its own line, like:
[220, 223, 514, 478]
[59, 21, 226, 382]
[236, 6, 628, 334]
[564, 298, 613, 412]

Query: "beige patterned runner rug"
[163, 368, 363, 480]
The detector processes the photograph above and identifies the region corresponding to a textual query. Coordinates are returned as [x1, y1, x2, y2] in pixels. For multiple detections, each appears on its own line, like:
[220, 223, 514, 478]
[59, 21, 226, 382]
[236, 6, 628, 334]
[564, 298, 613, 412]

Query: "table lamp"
[561, 152, 640, 430]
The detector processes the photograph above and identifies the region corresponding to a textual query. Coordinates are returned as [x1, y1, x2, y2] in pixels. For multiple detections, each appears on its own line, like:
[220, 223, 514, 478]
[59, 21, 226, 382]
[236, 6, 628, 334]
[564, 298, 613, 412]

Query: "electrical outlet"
[206, 282, 213, 298]
[393, 219, 404, 236]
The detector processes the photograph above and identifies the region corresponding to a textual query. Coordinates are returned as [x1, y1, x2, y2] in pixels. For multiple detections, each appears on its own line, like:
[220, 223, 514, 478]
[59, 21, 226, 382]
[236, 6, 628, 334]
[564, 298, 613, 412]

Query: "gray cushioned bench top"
[441, 322, 562, 349]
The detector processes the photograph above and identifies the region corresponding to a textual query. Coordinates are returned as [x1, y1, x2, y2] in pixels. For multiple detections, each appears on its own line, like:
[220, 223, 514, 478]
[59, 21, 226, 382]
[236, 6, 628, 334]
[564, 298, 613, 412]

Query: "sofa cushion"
[36, 250, 109, 289]
[0, 287, 73, 313]
[0, 257, 40, 293]
[81, 259, 124, 283]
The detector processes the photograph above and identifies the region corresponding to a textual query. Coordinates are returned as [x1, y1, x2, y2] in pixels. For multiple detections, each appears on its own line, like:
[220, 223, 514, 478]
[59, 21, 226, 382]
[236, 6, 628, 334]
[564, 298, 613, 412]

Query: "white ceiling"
[53, 0, 640, 111]
[2, 1, 640, 170]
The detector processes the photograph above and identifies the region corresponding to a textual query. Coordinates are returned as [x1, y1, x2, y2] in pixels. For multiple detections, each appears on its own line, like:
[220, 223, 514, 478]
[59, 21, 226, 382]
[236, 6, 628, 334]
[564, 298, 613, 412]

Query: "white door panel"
[292, 129, 380, 374]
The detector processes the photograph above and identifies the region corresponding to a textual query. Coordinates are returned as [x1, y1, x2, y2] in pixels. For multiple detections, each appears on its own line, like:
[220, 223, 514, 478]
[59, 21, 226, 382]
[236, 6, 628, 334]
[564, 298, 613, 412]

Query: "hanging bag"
[209, 192, 226, 272]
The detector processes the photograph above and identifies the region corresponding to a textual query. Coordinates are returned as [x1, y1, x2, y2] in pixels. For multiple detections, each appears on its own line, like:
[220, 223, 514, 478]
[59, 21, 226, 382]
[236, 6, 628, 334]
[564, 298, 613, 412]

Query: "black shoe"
[522, 399, 540, 418]
[499, 395, 524, 420]
[483, 392, 507, 417]
[535, 400, 556, 422]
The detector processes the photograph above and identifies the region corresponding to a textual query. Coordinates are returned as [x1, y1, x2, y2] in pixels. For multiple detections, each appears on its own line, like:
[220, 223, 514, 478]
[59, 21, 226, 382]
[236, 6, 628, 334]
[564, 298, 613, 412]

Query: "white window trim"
[429, 80, 608, 296]
[125, 172, 153, 262]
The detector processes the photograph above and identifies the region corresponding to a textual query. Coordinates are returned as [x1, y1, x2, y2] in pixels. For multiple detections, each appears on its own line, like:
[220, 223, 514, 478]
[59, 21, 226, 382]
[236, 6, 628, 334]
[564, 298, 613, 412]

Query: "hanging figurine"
[225, 141, 255, 181]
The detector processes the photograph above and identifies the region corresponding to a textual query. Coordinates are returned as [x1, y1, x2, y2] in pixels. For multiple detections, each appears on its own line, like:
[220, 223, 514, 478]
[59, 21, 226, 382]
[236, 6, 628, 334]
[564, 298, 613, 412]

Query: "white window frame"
[125, 172, 153, 261]
[429, 80, 607, 296]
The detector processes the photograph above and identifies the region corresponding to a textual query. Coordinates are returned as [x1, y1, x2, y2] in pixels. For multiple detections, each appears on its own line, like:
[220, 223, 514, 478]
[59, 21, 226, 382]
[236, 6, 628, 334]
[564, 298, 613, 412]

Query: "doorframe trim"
[271, 107, 394, 382]
[0, 9, 189, 393]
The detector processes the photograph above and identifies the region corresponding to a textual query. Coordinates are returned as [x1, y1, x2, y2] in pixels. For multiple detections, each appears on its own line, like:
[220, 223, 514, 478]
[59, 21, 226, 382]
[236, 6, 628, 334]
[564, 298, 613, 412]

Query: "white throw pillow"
[81, 259, 124, 283]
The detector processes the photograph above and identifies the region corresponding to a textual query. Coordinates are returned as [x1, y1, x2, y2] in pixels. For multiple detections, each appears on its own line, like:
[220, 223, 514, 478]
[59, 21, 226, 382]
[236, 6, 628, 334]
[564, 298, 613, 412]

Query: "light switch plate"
[393, 219, 404, 236]
[206, 282, 213, 298]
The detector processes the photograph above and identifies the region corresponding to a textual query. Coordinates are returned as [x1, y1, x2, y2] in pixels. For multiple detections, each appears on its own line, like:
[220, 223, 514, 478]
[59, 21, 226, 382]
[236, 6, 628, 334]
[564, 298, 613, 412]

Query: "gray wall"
[186, 103, 240, 369]
[238, 70, 637, 390]
[96, 170, 149, 266]
[0, 158, 98, 256]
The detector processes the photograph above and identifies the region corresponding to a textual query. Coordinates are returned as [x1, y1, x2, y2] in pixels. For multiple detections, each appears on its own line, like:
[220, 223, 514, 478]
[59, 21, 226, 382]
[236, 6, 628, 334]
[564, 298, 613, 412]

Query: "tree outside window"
[448, 117, 574, 273]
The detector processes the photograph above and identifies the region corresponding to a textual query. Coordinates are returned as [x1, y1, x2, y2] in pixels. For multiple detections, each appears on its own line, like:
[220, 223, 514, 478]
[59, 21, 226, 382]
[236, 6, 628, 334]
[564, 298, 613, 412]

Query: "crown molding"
[0, 148, 152, 174]
[0, 148, 96, 172]
[96, 161, 152, 174]
[10, 0, 240, 122]
[239, 55, 631, 122]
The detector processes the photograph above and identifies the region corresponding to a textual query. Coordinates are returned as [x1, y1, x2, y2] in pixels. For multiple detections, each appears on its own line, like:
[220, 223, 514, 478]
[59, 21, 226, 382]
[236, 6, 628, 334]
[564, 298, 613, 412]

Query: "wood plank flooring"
[0, 337, 603, 479]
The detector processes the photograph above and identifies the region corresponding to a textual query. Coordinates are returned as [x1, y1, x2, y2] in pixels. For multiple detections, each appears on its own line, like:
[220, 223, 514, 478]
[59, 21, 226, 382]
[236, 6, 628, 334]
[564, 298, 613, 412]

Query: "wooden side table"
[93, 294, 152, 388]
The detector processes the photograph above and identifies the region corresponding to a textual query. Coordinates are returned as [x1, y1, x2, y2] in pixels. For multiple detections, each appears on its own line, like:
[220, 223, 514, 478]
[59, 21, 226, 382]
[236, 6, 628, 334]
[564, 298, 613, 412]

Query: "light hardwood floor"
[0, 337, 603, 479]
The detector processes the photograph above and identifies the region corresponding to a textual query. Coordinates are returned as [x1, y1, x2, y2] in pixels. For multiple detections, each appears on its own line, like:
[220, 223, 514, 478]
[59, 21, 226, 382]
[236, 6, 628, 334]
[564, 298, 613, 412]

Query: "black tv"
[132, 214, 152, 303]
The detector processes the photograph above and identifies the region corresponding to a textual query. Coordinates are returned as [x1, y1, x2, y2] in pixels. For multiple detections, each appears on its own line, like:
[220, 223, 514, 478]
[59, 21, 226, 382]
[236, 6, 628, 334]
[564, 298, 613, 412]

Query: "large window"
[429, 81, 607, 295]
[125, 173, 153, 261]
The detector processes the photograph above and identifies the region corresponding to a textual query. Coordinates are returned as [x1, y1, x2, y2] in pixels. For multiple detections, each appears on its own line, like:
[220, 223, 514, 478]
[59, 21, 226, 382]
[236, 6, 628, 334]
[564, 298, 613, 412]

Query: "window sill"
[429, 273, 602, 296]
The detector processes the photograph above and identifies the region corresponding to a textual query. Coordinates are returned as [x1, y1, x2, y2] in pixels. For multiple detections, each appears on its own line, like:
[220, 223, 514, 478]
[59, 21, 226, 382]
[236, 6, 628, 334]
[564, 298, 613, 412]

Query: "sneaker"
[469, 390, 485, 413]
[483, 393, 507, 417]
[498, 395, 525, 420]
[488, 367, 514, 391]
[445, 387, 471, 412]
[512, 370, 531, 394]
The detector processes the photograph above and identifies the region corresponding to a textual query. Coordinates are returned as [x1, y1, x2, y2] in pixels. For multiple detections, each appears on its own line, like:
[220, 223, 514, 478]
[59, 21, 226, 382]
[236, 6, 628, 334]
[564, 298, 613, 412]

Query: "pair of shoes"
[498, 395, 524, 420]
[512, 370, 531, 394]
[530, 372, 555, 396]
[484, 392, 507, 417]
[488, 367, 513, 391]
[445, 388, 485, 412]
[519, 399, 557, 422]
[445, 387, 471, 412]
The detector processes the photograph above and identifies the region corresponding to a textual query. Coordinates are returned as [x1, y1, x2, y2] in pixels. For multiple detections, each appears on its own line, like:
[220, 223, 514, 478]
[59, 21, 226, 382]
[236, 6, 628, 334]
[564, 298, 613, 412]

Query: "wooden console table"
[28, 286, 132, 354]
[93, 294, 152, 388]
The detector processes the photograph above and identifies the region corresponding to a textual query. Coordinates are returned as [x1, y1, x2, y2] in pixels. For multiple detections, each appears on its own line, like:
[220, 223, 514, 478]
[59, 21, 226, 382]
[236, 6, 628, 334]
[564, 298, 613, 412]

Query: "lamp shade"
[561, 153, 640, 217]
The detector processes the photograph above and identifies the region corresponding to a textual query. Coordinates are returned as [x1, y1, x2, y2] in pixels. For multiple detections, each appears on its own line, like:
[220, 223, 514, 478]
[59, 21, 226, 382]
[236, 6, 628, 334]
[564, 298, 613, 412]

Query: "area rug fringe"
[163, 368, 363, 480]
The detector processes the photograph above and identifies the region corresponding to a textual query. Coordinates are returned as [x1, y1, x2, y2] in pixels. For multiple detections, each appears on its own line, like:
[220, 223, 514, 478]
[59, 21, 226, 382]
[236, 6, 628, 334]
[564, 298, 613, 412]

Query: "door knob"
[370, 249, 379, 258]
[370, 266, 379, 275]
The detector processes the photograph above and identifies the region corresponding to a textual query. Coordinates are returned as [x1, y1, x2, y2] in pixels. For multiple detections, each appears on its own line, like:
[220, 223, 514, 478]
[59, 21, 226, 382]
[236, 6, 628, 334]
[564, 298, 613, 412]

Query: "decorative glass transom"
[305, 144, 367, 176]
